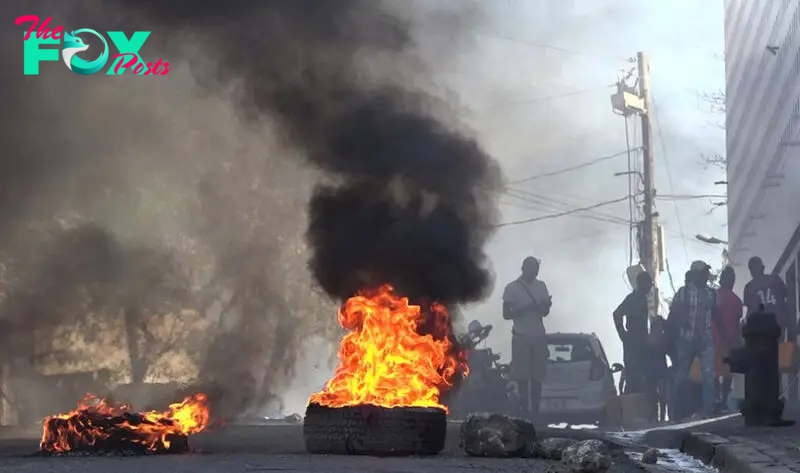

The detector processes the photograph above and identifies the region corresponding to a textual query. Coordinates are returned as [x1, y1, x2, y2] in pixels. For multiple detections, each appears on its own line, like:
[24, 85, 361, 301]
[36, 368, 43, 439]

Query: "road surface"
[0, 422, 645, 473]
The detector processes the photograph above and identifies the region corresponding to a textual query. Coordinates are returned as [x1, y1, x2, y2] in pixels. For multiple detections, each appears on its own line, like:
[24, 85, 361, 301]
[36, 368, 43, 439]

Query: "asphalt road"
[0, 423, 647, 473]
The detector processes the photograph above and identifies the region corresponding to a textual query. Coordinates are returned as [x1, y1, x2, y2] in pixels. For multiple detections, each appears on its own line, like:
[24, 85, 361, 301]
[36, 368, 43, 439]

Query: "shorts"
[511, 333, 548, 382]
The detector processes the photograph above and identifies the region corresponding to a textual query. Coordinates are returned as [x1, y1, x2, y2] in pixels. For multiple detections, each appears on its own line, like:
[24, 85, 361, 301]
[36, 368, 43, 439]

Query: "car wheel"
[303, 403, 447, 456]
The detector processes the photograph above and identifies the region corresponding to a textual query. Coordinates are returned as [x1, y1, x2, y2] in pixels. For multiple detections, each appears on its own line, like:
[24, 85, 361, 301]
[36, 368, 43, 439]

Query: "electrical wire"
[482, 85, 615, 110]
[500, 198, 630, 227]
[498, 194, 724, 249]
[665, 258, 678, 295]
[656, 194, 728, 200]
[496, 196, 631, 228]
[502, 188, 631, 225]
[507, 149, 636, 185]
[652, 96, 689, 262]
[624, 115, 634, 265]
[471, 30, 629, 62]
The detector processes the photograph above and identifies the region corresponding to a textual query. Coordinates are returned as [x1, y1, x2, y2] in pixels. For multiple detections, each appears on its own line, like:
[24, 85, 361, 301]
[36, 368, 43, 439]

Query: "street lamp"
[614, 171, 645, 184]
[695, 234, 728, 245]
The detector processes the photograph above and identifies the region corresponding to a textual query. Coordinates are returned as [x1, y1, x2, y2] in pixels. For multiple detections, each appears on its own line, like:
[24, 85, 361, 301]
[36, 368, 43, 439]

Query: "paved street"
[0, 423, 645, 473]
[643, 412, 800, 473]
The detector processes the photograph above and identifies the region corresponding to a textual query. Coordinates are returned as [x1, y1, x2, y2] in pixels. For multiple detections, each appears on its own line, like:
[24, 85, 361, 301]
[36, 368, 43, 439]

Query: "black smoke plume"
[0, 0, 499, 420]
[112, 0, 502, 304]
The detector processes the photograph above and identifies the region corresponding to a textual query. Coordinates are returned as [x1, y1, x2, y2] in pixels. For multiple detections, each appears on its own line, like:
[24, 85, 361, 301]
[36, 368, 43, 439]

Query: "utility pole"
[637, 51, 660, 317]
[610, 52, 661, 318]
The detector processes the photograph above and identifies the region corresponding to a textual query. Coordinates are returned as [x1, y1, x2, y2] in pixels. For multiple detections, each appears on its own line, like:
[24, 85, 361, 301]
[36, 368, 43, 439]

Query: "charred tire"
[303, 403, 447, 456]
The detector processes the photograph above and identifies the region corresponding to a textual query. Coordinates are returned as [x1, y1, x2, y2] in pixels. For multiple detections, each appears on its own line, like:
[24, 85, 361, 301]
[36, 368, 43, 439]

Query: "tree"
[0, 134, 342, 419]
[698, 88, 727, 171]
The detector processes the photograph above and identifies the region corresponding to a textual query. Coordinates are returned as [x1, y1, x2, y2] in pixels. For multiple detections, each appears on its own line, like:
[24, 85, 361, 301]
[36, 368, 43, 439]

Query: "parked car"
[539, 332, 621, 426]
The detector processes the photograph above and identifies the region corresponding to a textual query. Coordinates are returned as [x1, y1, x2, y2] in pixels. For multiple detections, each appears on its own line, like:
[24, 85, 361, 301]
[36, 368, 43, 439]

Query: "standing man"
[503, 256, 551, 421]
[714, 266, 743, 411]
[668, 260, 717, 421]
[743, 256, 789, 330]
[612, 271, 652, 394]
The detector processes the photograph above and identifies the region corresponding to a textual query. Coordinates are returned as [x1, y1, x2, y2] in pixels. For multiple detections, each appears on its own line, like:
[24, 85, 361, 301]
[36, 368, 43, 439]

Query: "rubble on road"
[562, 439, 611, 473]
[640, 447, 658, 464]
[283, 413, 302, 424]
[534, 437, 578, 460]
[460, 412, 537, 457]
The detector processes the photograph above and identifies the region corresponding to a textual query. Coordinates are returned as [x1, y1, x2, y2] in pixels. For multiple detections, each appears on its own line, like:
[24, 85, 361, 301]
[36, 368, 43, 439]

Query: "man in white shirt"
[503, 256, 551, 421]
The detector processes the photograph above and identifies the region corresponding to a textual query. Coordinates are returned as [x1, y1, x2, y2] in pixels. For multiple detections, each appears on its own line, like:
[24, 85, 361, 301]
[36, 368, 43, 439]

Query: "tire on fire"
[303, 403, 447, 456]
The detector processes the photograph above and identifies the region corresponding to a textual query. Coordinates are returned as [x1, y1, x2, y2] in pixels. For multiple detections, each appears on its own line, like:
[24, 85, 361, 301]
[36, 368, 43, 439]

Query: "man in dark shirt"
[743, 256, 788, 331]
[613, 271, 653, 394]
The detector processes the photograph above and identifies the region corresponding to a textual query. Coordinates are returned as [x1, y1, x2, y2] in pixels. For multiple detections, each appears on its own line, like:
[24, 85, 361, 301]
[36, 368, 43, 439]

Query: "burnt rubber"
[303, 402, 447, 456]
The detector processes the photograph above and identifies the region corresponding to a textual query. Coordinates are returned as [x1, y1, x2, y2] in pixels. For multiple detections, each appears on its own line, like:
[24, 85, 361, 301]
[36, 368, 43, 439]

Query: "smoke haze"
[0, 0, 724, 418]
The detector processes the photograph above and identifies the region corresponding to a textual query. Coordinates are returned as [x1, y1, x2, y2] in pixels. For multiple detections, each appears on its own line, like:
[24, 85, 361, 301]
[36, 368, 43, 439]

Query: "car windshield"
[546, 338, 595, 363]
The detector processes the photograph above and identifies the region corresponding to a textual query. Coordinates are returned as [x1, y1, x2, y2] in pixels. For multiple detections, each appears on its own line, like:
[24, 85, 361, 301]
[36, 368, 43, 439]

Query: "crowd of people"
[614, 256, 789, 422]
[499, 254, 789, 424]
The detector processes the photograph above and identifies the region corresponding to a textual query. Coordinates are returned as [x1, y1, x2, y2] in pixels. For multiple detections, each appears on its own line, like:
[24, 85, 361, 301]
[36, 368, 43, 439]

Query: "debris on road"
[640, 447, 658, 464]
[535, 437, 578, 460]
[283, 413, 302, 424]
[562, 439, 611, 473]
[460, 412, 537, 457]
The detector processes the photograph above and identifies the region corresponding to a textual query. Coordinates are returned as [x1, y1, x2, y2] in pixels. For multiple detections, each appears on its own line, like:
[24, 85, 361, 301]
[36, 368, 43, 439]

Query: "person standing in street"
[647, 315, 671, 422]
[612, 271, 653, 394]
[503, 256, 551, 422]
[743, 257, 789, 331]
[713, 266, 743, 411]
[668, 260, 718, 421]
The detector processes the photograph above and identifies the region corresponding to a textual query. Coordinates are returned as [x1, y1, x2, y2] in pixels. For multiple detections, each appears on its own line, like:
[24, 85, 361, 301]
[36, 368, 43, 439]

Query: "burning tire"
[303, 402, 447, 456]
[39, 393, 209, 456]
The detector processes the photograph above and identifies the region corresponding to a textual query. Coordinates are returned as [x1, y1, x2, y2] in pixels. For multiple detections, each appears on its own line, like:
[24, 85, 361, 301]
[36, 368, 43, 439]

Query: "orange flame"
[308, 285, 466, 412]
[40, 393, 210, 453]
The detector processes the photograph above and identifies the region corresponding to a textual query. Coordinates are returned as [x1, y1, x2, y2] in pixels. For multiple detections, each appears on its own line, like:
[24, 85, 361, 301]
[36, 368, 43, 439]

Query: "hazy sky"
[444, 0, 727, 365]
[277, 0, 728, 410]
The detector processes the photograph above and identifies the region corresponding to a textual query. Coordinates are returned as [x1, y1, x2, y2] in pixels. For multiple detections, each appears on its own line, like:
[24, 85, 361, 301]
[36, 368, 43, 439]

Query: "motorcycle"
[448, 320, 522, 419]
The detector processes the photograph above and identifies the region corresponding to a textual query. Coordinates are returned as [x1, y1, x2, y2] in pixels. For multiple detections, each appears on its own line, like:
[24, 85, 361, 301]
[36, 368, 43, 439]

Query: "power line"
[498, 194, 724, 249]
[482, 85, 615, 110]
[507, 149, 636, 185]
[503, 188, 631, 225]
[651, 96, 689, 262]
[501, 195, 630, 227]
[472, 30, 629, 62]
[624, 115, 635, 265]
[496, 196, 630, 228]
[656, 194, 727, 200]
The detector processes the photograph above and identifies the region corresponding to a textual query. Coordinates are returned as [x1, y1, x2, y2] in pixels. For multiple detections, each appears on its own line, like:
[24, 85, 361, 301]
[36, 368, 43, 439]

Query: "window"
[547, 339, 595, 363]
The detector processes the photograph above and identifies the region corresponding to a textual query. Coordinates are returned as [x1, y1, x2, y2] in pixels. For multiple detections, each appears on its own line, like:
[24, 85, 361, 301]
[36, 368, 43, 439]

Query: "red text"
[111, 53, 172, 75]
[15, 15, 64, 41]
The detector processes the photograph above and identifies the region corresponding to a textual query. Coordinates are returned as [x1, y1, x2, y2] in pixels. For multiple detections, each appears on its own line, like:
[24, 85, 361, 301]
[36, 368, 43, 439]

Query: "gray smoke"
[107, 0, 501, 304]
[0, 0, 501, 420]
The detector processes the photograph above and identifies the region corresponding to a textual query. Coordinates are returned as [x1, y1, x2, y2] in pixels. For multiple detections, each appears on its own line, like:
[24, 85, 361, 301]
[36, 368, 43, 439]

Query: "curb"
[680, 431, 774, 473]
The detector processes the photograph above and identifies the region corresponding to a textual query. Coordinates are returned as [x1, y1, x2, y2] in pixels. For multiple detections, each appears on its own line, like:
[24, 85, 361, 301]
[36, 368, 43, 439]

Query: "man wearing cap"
[503, 256, 552, 421]
[668, 260, 718, 420]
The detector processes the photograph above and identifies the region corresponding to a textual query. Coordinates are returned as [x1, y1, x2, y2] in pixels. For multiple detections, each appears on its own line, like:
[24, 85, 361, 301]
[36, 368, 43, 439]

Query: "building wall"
[725, 0, 800, 403]
[725, 0, 800, 285]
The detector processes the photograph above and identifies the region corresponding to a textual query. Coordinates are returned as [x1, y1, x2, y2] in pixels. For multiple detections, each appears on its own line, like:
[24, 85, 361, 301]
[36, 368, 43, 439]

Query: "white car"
[539, 332, 620, 426]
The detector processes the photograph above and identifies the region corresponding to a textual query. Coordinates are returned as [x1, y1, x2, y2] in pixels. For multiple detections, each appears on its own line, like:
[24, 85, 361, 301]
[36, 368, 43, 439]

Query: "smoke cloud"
[0, 0, 721, 420]
[109, 0, 502, 304]
[0, 0, 500, 420]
